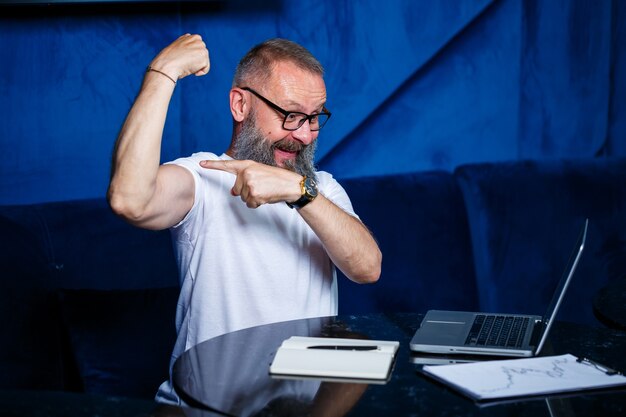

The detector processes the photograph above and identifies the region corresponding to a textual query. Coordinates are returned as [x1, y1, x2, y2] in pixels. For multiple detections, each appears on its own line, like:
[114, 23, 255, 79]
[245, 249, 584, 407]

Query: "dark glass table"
[173, 312, 626, 417]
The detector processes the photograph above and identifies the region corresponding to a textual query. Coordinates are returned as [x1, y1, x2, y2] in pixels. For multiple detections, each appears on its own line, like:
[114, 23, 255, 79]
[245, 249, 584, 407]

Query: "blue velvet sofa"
[338, 157, 626, 327]
[1, 157, 625, 400]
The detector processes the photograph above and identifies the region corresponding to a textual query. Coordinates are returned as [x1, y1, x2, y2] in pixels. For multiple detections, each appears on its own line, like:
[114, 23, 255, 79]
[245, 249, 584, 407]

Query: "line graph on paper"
[422, 354, 626, 400]
[481, 356, 569, 394]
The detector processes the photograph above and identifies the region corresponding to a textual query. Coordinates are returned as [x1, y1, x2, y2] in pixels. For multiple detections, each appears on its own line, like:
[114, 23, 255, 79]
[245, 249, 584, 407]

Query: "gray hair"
[233, 38, 324, 87]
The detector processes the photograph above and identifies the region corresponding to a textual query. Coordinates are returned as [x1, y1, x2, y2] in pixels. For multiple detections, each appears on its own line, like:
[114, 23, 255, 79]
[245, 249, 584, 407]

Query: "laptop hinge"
[529, 320, 545, 347]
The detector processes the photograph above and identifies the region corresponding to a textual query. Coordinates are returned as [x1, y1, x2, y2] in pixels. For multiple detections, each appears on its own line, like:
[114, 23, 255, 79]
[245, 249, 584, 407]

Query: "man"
[108, 34, 382, 403]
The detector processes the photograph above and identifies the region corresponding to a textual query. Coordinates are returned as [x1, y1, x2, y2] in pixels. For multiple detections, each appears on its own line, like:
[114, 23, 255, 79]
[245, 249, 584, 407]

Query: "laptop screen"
[536, 218, 588, 353]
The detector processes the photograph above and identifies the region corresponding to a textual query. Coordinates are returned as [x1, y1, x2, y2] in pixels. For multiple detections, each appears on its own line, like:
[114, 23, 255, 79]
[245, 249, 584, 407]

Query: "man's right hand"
[148, 34, 210, 82]
[108, 34, 208, 231]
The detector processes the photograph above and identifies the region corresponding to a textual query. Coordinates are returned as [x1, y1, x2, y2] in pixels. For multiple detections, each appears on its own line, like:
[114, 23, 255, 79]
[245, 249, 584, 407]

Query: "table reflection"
[173, 316, 371, 417]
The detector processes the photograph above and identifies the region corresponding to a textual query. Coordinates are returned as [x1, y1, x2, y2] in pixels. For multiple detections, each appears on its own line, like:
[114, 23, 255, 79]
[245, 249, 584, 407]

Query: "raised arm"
[107, 34, 210, 230]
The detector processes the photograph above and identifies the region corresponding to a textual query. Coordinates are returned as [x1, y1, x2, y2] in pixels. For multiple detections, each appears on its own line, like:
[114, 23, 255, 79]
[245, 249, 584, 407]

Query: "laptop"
[410, 218, 588, 357]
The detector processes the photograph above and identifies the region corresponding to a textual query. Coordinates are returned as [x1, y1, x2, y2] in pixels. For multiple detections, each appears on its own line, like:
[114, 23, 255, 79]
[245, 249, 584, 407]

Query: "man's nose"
[291, 119, 315, 145]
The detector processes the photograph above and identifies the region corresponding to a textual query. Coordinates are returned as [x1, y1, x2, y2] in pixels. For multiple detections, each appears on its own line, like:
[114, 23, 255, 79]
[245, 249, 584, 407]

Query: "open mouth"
[273, 140, 302, 165]
[273, 140, 302, 154]
[273, 148, 297, 168]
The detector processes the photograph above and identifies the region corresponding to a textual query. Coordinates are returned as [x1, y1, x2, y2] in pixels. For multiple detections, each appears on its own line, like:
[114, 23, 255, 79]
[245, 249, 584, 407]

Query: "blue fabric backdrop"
[0, 0, 624, 204]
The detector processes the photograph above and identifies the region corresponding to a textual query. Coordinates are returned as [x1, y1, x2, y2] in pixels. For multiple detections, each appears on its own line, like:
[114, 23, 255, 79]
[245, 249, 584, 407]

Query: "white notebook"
[269, 336, 399, 382]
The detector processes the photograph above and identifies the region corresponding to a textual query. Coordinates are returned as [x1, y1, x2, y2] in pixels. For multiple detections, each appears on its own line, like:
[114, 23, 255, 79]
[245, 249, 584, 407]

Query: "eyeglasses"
[241, 87, 331, 131]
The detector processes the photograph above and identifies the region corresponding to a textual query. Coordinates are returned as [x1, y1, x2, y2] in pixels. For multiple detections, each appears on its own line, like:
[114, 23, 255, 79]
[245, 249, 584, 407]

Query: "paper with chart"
[422, 353, 626, 400]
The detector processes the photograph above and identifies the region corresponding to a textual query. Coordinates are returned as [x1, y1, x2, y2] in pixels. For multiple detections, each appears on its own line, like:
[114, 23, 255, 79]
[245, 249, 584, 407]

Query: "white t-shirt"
[156, 152, 357, 404]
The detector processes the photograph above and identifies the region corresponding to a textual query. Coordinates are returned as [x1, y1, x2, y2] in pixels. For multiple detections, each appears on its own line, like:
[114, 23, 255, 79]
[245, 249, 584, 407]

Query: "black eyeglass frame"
[241, 87, 331, 131]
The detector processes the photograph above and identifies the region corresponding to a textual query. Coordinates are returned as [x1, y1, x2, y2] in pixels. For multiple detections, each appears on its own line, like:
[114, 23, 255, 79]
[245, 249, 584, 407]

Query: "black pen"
[307, 345, 379, 351]
[576, 356, 622, 375]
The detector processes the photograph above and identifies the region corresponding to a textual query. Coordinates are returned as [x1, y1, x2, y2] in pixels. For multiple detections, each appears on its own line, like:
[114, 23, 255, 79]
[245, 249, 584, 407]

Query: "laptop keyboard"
[464, 315, 530, 348]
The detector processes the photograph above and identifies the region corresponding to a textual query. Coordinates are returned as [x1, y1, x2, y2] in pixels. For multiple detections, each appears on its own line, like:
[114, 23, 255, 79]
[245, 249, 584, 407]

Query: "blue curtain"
[0, 0, 624, 204]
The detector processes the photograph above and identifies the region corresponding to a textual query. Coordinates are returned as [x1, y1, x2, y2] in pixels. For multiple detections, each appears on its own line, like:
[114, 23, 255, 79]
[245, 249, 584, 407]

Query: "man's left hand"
[200, 159, 302, 208]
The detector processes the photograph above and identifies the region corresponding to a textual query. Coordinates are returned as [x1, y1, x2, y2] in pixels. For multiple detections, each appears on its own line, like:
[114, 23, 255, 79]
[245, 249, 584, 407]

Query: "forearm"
[299, 195, 382, 284]
[108, 73, 176, 219]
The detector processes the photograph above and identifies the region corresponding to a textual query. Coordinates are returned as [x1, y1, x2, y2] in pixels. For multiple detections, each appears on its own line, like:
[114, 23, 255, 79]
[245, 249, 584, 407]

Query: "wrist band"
[146, 66, 177, 85]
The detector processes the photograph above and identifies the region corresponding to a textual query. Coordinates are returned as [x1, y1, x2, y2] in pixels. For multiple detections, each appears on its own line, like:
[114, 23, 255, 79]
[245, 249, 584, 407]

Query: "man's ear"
[229, 88, 247, 122]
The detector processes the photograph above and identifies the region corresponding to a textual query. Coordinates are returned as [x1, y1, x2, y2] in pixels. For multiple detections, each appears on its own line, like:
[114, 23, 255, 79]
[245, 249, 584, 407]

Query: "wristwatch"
[286, 176, 318, 209]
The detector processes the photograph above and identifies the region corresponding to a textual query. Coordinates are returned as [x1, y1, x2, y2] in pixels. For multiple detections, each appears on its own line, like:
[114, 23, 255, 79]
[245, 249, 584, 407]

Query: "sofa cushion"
[58, 287, 179, 399]
[336, 171, 479, 314]
[455, 158, 626, 326]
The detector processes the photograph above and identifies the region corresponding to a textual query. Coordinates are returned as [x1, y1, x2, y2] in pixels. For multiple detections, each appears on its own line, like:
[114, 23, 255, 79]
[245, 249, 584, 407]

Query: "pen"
[576, 356, 622, 375]
[307, 345, 379, 351]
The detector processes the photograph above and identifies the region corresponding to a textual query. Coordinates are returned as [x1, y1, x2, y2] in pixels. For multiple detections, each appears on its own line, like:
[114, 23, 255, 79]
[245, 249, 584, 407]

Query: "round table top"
[173, 312, 626, 417]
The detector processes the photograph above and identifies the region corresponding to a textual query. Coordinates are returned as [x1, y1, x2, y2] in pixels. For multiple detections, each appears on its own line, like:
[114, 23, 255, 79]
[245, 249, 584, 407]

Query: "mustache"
[272, 139, 304, 153]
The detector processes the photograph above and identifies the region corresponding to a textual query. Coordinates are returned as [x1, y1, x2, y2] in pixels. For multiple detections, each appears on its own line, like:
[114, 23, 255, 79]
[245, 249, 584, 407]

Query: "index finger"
[199, 159, 249, 174]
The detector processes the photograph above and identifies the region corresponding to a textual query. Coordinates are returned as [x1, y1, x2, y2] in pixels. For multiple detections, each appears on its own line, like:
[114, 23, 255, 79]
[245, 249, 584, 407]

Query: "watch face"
[304, 177, 318, 198]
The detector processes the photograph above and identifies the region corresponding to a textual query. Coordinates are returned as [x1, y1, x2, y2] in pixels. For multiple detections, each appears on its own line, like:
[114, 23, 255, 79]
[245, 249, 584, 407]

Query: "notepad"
[269, 336, 399, 382]
[421, 353, 626, 401]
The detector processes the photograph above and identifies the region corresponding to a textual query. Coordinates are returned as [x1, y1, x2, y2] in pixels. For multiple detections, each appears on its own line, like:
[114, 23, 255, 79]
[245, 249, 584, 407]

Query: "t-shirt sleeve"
[164, 152, 220, 229]
[317, 172, 359, 220]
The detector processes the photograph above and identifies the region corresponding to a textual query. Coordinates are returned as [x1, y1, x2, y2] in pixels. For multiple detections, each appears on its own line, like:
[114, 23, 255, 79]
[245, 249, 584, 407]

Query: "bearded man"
[107, 34, 382, 404]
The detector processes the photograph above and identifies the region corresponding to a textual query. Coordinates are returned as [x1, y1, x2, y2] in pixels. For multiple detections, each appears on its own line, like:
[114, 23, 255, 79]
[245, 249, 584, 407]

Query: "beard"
[232, 113, 318, 180]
